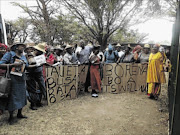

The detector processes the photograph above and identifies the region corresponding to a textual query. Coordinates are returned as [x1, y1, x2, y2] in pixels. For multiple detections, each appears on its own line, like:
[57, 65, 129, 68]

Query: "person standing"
[0, 44, 9, 115]
[133, 45, 142, 63]
[118, 45, 134, 63]
[115, 43, 125, 59]
[89, 48, 102, 97]
[138, 44, 151, 63]
[53, 45, 64, 66]
[77, 41, 93, 64]
[64, 44, 79, 65]
[25, 43, 45, 110]
[104, 44, 118, 63]
[0, 43, 28, 124]
[147, 44, 166, 100]
[30, 43, 47, 102]
[84, 44, 102, 92]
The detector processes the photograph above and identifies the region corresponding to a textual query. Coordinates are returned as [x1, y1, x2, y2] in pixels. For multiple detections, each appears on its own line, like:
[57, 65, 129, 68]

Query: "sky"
[0, 0, 174, 45]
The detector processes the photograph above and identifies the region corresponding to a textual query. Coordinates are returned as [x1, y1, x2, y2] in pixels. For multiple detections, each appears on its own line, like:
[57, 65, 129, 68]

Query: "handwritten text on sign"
[103, 63, 148, 93]
[46, 65, 78, 105]
[46, 65, 89, 105]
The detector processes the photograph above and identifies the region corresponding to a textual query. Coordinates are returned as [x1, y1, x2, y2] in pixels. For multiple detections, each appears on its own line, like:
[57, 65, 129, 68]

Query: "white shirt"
[118, 51, 125, 58]
[63, 53, 73, 64]
[75, 46, 82, 57]
[89, 51, 105, 63]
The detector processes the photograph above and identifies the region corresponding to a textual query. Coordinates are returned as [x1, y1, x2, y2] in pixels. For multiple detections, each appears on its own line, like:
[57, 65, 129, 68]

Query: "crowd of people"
[0, 41, 171, 125]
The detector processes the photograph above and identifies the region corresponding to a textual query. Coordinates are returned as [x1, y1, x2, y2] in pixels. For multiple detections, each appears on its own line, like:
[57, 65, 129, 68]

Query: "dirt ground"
[0, 89, 168, 135]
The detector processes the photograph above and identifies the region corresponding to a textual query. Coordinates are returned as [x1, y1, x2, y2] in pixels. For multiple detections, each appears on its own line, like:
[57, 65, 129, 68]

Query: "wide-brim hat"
[116, 43, 121, 47]
[33, 42, 46, 53]
[54, 45, 63, 50]
[94, 44, 101, 48]
[24, 43, 35, 52]
[10, 42, 26, 49]
[65, 44, 73, 49]
[127, 44, 131, 48]
[144, 44, 150, 48]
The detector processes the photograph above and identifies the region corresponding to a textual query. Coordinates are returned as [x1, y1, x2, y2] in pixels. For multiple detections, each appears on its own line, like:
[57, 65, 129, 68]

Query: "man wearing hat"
[117, 44, 134, 63]
[115, 43, 125, 59]
[0, 42, 28, 124]
[53, 45, 64, 66]
[138, 44, 151, 63]
[64, 44, 79, 65]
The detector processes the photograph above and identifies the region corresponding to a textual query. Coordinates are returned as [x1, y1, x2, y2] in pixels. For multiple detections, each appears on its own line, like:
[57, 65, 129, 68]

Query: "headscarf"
[133, 45, 142, 53]
[108, 44, 113, 51]
[0, 43, 8, 51]
[154, 44, 160, 48]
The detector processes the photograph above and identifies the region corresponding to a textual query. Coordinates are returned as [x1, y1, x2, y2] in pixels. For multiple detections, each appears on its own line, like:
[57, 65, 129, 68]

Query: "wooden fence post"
[169, 1, 180, 135]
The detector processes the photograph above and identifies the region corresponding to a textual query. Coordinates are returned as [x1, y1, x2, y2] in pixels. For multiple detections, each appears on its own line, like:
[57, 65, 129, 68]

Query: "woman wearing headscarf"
[0, 43, 28, 124]
[147, 44, 166, 100]
[0, 43, 9, 115]
[89, 48, 102, 97]
[133, 45, 142, 63]
[104, 44, 118, 63]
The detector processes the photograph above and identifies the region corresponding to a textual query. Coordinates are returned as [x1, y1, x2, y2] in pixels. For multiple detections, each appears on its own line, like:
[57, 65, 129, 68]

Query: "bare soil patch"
[0, 91, 168, 135]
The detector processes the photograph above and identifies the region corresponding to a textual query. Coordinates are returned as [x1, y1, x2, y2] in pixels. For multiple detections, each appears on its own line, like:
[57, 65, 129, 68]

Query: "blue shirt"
[104, 51, 118, 63]
[78, 46, 92, 64]
[0, 51, 28, 67]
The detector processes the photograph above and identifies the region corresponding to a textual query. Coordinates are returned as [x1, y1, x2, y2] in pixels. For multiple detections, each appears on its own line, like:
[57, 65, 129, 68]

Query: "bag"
[0, 65, 11, 98]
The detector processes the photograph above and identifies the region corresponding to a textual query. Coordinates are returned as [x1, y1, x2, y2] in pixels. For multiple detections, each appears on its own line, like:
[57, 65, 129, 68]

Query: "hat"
[10, 42, 26, 51]
[87, 43, 93, 47]
[33, 42, 46, 53]
[25, 43, 35, 49]
[54, 45, 63, 50]
[144, 44, 150, 48]
[65, 44, 73, 49]
[116, 43, 121, 47]
[94, 44, 101, 48]
[127, 44, 131, 48]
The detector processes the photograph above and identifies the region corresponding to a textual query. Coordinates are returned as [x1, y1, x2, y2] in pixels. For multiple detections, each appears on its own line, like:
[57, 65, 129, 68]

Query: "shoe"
[30, 103, 38, 110]
[91, 93, 96, 97]
[95, 93, 98, 97]
[92, 93, 98, 97]
[8, 117, 17, 125]
[36, 102, 43, 107]
[17, 114, 28, 119]
[0, 109, 3, 115]
[30, 106, 37, 110]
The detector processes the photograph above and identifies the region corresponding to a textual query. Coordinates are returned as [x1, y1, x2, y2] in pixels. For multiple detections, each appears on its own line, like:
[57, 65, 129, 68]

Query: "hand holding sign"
[34, 54, 46, 66]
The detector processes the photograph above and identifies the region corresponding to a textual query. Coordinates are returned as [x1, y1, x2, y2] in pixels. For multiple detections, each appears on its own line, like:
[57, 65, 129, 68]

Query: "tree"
[7, 17, 30, 44]
[51, 15, 92, 44]
[161, 0, 178, 18]
[59, 0, 162, 49]
[111, 29, 148, 44]
[12, 0, 57, 45]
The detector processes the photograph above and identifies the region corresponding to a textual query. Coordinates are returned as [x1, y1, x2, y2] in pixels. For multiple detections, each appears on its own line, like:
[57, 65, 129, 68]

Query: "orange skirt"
[90, 65, 101, 91]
